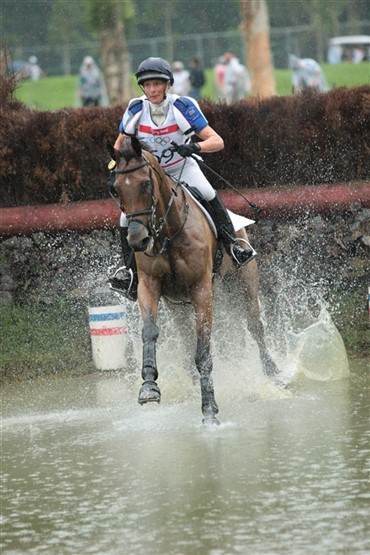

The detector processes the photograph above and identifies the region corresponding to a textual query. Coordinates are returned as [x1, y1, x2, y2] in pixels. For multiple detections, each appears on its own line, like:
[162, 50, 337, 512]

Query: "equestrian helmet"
[135, 57, 174, 85]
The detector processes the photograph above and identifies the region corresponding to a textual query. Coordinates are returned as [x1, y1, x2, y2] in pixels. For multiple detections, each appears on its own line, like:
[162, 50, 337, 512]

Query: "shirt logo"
[139, 124, 179, 136]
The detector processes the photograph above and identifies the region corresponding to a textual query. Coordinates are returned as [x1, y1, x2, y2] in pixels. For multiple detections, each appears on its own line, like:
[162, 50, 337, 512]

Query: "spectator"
[78, 56, 104, 107]
[327, 44, 342, 64]
[223, 52, 251, 103]
[352, 47, 365, 64]
[214, 56, 226, 101]
[171, 61, 191, 96]
[189, 57, 205, 101]
[28, 56, 44, 81]
[289, 55, 330, 93]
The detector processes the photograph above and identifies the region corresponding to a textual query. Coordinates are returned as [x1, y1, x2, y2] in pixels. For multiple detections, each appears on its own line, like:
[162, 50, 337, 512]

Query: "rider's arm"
[195, 125, 224, 153]
[114, 133, 126, 151]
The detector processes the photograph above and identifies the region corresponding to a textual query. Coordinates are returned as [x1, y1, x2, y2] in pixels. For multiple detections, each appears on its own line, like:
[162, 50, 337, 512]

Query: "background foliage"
[1, 0, 370, 72]
[1, 69, 369, 208]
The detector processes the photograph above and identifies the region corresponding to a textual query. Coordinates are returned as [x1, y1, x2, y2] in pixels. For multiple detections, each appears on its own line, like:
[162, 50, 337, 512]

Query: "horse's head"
[107, 137, 156, 253]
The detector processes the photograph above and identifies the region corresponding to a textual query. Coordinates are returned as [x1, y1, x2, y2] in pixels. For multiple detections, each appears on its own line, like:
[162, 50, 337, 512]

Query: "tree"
[241, 0, 276, 97]
[83, 0, 134, 104]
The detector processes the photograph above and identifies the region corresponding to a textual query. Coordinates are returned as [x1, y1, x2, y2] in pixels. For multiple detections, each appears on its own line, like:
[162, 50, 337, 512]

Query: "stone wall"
[1, 205, 369, 355]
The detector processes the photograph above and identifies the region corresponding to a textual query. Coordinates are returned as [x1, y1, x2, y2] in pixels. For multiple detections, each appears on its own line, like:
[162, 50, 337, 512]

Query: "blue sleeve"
[118, 99, 143, 134]
[174, 97, 208, 133]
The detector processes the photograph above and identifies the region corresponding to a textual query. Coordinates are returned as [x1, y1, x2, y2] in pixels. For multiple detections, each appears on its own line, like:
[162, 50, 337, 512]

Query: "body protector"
[119, 94, 208, 173]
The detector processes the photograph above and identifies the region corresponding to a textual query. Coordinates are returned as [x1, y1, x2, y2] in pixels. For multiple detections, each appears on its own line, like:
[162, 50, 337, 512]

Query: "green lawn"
[14, 61, 370, 111]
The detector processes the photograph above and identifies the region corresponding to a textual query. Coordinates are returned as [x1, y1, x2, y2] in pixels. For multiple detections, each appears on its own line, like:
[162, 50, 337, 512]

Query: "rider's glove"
[176, 142, 201, 158]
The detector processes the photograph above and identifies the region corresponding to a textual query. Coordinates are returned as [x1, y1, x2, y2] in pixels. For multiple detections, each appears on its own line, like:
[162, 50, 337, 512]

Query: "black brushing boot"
[109, 227, 138, 301]
[208, 193, 257, 268]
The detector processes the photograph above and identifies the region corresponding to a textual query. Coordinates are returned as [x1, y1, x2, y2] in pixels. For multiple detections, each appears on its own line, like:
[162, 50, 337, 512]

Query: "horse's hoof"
[138, 381, 161, 405]
[274, 377, 288, 389]
[264, 358, 280, 377]
[202, 415, 220, 427]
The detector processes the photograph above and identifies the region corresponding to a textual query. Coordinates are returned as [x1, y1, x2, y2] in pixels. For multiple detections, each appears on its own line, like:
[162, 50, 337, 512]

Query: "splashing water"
[286, 307, 349, 381]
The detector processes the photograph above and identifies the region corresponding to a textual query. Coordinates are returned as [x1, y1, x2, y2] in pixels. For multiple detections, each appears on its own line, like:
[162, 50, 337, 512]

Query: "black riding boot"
[109, 227, 138, 301]
[208, 193, 256, 268]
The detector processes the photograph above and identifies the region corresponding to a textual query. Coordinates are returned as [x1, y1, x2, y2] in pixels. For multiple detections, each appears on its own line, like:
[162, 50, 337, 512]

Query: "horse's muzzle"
[128, 220, 152, 252]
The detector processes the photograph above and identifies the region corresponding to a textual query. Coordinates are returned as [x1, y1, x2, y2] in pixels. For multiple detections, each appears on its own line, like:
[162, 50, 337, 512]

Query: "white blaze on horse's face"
[142, 79, 168, 104]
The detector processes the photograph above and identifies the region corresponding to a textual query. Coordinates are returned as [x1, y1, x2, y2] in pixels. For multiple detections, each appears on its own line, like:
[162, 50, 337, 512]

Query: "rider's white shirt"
[136, 99, 187, 174]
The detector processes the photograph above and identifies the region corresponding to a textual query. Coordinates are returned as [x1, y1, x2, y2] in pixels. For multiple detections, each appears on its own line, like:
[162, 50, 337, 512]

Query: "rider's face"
[142, 79, 168, 104]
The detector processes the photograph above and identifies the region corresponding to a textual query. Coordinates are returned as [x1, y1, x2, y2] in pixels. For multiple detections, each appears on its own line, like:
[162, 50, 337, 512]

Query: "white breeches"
[119, 157, 215, 228]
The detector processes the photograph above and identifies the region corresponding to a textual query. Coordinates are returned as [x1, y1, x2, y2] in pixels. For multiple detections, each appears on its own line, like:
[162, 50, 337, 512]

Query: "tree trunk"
[100, 4, 132, 105]
[241, 0, 276, 98]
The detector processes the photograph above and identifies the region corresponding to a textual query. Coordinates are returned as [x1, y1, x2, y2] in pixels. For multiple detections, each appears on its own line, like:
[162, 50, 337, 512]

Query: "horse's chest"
[151, 255, 200, 298]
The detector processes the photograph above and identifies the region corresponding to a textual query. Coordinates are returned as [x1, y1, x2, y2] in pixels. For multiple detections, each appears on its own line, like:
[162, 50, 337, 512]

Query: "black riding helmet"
[135, 57, 174, 86]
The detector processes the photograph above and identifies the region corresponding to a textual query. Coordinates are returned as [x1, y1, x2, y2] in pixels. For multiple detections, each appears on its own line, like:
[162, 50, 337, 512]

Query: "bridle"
[113, 158, 155, 221]
[112, 155, 189, 254]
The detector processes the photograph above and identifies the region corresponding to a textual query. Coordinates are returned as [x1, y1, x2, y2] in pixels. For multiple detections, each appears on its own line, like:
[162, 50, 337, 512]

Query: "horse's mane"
[119, 137, 169, 185]
[119, 138, 140, 163]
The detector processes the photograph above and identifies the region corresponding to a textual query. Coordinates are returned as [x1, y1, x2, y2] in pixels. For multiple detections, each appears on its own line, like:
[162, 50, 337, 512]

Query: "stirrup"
[230, 238, 257, 269]
[108, 265, 136, 300]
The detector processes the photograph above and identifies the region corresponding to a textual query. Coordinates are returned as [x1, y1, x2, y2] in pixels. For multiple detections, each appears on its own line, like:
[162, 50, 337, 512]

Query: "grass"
[0, 301, 95, 383]
[14, 62, 370, 111]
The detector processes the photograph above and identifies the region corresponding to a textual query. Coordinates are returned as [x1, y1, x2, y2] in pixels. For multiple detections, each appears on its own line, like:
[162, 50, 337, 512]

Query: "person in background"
[108, 56, 256, 300]
[78, 56, 104, 107]
[289, 55, 330, 93]
[189, 57, 205, 101]
[351, 47, 365, 64]
[223, 52, 251, 103]
[214, 55, 226, 101]
[28, 56, 44, 81]
[171, 60, 191, 96]
[327, 44, 342, 64]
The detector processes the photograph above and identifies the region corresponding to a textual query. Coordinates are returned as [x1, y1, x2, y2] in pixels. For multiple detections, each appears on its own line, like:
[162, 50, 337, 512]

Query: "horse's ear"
[107, 140, 116, 161]
[131, 137, 142, 157]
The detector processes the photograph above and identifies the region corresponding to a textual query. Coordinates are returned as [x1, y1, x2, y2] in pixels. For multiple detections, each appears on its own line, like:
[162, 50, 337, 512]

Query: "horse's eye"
[142, 180, 152, 194]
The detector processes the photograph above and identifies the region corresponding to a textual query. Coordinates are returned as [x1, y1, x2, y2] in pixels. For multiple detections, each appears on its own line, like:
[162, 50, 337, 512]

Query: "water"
[1, 353, 369, 555]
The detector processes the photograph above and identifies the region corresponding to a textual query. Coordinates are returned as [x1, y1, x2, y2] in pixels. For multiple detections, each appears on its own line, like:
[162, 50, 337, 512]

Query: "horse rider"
[109, 56, 256, 300]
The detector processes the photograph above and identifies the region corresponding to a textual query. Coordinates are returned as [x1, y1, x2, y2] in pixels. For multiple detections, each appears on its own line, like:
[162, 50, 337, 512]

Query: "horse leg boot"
[196, 334, 220, 425]
[109, 227, 138, 301]
[138, 320, 161, 404]
[209, 193, 256, 268]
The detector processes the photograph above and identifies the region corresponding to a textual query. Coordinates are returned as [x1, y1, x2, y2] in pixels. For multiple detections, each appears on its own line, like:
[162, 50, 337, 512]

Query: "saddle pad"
[182, 186, 255, 237]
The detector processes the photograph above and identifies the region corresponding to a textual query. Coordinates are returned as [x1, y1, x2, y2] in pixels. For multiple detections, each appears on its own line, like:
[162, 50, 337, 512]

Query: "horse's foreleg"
[196, 330, 219, 423]
[138, 313, 161, 404]
[193, 291, 219, 424]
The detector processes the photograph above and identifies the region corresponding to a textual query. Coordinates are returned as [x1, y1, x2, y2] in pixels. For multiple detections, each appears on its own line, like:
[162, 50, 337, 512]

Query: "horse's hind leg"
[239, 262, 279, 377]
[138, 317, 161, 404]
[250, 314, 279, 376]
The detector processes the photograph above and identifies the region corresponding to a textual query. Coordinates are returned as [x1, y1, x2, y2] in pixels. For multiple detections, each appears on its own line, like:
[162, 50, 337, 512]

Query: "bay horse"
[108, 136, 279, 424]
